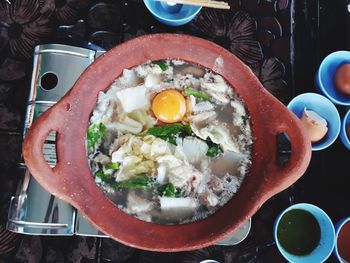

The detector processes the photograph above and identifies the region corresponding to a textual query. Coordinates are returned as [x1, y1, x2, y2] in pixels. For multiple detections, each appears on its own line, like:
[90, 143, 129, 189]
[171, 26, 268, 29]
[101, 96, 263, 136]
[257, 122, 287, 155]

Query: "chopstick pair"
[155, 0, 230, 10]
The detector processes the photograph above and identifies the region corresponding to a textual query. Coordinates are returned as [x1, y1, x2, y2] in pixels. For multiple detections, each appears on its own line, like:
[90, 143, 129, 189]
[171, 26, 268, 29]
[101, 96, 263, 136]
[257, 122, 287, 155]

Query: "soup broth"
[87, 60, 252, 224]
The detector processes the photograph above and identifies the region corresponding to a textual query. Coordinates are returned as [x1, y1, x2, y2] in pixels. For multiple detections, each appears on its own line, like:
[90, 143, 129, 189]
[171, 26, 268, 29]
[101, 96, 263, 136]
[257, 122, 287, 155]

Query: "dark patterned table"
[0, 0, 349, 262]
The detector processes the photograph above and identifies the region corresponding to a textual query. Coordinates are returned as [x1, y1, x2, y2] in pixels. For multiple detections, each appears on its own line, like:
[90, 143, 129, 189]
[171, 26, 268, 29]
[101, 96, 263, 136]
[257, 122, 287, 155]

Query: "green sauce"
[277, 209, 321, 256]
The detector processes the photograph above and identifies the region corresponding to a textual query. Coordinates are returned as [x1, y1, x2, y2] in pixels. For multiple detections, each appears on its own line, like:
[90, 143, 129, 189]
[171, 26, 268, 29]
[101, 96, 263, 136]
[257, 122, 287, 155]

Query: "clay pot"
[22, 34, 311, 252]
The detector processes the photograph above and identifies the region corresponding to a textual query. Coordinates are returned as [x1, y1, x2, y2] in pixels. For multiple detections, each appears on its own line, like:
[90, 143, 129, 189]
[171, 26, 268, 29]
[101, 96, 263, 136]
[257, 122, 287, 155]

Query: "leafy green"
[157, 183, 181, 197]
[147, 124, 192, 145]
[105, 162, 120, 170]
[153, 60, 168, 71]
[95, 171, 113, 181]
[207, 145, 222, 157]
[206, 139, 223, 157]
[184, 87, 210, 101]
[87, 123, 106, 149]
[148, 124, 185, 137]
[111, 175, 154, 190]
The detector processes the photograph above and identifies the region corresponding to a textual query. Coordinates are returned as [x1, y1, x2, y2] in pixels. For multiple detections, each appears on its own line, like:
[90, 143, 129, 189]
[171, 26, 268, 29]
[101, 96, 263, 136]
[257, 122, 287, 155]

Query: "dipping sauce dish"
[340, 109, 350, 150]
[143, 0, 202, 26]
[315, 50, 350, 106]
[334, 217, 350, 263]
[287, 93, 341, 151]
[274, 203, 335, 263]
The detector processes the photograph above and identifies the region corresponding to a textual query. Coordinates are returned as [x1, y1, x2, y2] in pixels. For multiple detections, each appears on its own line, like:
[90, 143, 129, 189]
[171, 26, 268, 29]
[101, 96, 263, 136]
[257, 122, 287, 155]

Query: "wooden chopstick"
[166, 0, 230, 9]
[155, 0, 231, 10]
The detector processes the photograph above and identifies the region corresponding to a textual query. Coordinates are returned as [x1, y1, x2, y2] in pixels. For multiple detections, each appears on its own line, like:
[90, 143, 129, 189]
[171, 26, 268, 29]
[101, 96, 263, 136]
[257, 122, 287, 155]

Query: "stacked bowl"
[275, 51, 350, 262]
[315, 50, 350, 150]
[287, 51, 350, 151]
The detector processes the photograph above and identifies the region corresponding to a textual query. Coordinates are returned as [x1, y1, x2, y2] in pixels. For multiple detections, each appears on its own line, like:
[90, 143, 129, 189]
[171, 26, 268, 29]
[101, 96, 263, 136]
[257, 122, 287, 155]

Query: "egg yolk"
[152, 90, 186, 123]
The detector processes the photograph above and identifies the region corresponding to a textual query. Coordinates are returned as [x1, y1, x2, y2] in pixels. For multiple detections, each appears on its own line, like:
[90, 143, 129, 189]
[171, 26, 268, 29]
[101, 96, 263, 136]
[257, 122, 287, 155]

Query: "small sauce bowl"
[159, 2, 182, 13]
[334, 217, 350, 263]
[315, 50, 350, 106]
[287, 93, 341, 151]
[340, 109, 350, 150]
[143, 0, 202, 26]
[274, 203, 335, 263]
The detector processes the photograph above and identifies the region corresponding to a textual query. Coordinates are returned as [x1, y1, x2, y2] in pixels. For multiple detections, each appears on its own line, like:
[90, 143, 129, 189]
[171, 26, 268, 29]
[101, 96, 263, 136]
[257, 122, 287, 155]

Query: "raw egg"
[152, 89, 186, 123]
[335, 63, 350, 95]
[300, 108, 328, 143]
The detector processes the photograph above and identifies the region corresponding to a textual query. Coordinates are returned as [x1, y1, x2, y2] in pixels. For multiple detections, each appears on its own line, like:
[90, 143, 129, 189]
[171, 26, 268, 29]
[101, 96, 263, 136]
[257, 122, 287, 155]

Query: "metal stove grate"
[7, 44, 107, 237]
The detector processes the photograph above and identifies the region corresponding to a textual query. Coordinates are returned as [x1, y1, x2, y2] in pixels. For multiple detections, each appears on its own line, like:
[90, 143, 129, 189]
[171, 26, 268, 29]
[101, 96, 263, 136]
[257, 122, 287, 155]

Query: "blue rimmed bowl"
[144, 0, 202, 26]
[287, 93, 341, 151]
[315, 50, 350, 106]
[274, 203, 335, 263]
[340, 109, 350, 150]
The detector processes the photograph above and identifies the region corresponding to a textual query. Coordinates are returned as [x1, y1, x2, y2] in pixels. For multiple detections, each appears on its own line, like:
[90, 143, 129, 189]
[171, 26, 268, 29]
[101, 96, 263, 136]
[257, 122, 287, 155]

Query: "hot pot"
[23, 34, 311, 251]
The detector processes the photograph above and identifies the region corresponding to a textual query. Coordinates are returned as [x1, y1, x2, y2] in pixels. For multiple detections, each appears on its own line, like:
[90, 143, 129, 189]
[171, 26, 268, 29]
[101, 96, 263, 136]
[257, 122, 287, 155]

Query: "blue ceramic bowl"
[340, 109, 350, 150]
[287, 93, 341, 151]
[315, 51, 350, 106]
[143, 0, 202, 26]
[333, 217, 350, 262]
[274, 203, 335, 263]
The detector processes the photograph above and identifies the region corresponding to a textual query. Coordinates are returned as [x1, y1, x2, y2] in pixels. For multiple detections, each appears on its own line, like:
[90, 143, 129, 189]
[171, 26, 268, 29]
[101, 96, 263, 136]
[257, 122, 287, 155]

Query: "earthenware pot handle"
[22, 106, 74, 200]
[268, 108, 312, 192]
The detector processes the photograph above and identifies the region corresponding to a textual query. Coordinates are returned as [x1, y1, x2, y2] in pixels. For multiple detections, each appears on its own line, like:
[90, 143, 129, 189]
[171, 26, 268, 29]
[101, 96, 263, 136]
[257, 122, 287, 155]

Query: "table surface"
[0, 0, 349, 262]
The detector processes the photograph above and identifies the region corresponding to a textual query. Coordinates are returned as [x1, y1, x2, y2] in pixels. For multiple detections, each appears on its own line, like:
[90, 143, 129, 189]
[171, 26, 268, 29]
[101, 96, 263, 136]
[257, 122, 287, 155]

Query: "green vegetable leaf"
[153, 60, 168, 71]
[112, 175, 154, 190]
[184, 87, 210, 101]
[207, 145, 222, 157]
[105, 162, 120, 170]
[148, 124, 184, 137]
[147, 124, 192, 145]
[95, 171, 113, 181]
[206, 139, 223, 157]
[157, 183, 181, 197]
[87, 123, 107, 149]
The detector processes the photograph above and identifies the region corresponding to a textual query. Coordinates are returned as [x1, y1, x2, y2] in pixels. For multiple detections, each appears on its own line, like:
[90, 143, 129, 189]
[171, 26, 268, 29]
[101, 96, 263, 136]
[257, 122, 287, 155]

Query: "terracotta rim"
[23, 34, 311, 251]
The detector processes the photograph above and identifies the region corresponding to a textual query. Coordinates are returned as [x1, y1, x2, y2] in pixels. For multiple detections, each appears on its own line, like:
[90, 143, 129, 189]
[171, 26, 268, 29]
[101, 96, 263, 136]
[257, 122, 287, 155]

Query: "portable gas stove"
[7, 44, 107, 237]
[6, 43, 250, 245]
